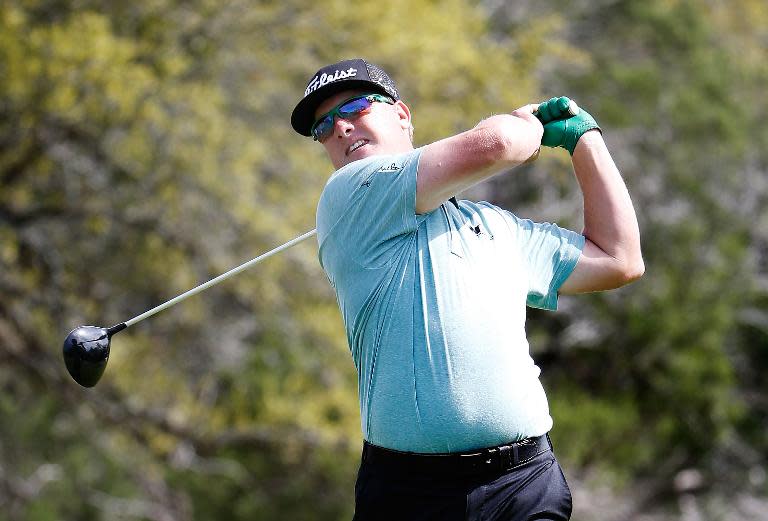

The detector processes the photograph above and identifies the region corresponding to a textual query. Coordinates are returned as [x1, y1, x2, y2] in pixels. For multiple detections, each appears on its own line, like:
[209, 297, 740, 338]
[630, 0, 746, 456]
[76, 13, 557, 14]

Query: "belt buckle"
[497, 445, 515, 470]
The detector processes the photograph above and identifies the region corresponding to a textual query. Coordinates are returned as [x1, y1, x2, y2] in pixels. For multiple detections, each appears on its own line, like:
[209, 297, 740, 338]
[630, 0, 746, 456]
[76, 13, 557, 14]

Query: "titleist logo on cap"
[304, 67, 358, 97]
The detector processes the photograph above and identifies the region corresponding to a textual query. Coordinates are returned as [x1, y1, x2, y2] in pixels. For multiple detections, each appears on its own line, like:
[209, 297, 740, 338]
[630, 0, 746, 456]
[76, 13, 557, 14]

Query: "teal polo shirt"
[316, 148, 584, 453]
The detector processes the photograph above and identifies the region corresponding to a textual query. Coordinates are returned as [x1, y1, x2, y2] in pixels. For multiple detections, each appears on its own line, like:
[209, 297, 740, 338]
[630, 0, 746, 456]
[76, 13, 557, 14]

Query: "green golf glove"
[535, 96, 574, 124]
[536, 96, 601, 155]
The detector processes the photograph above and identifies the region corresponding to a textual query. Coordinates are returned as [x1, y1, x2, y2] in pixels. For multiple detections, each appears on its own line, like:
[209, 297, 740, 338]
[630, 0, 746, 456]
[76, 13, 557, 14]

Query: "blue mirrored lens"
[338, 97, 373, 117]
[313, 116, 334, 141]
[312, 96, 376, 141]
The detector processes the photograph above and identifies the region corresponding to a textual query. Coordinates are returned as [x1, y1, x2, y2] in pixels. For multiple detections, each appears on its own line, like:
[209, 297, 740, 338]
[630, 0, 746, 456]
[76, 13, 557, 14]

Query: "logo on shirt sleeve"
[360, 162, 404, 188]
[377, 162, 402, 173]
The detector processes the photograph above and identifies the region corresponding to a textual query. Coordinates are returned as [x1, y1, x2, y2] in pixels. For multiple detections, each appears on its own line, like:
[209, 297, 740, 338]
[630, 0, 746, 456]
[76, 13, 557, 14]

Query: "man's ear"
[394, 100, 412, 131]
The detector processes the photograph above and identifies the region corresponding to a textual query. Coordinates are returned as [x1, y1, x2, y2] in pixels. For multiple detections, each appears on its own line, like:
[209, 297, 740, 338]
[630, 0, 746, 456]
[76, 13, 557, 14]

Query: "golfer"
[291, 58, 643, 521]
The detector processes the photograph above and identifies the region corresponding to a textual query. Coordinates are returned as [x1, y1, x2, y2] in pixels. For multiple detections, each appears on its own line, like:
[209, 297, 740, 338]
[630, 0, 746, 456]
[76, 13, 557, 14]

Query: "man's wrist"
[571, 129, 607, 161]
[573, 129, 602, 149]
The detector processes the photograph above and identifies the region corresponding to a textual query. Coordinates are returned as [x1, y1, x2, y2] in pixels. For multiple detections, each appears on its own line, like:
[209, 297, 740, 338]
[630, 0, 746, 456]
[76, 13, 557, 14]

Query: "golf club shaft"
[117, 229, 317, 329]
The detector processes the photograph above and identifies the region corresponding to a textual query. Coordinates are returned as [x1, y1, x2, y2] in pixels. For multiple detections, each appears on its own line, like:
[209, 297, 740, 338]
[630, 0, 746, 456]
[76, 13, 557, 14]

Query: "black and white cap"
[291, 58, 400, 137]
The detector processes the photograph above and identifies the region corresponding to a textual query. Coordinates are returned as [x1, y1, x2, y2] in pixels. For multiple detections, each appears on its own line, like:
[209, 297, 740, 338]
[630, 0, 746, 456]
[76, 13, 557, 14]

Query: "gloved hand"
[536, 96, 601, 155]
[535, 96, 574, 124]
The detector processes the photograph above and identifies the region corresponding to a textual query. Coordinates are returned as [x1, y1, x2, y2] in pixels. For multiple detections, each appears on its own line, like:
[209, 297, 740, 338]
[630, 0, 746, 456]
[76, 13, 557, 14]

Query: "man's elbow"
[478, 115, 542, 165]
[615, 256, 645, 287]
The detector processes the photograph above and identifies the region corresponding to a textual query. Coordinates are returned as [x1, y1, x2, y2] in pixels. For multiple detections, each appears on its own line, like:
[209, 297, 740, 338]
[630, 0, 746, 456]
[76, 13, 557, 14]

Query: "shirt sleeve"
[502, 212, 585, 310]
[316, 149, 423, 272]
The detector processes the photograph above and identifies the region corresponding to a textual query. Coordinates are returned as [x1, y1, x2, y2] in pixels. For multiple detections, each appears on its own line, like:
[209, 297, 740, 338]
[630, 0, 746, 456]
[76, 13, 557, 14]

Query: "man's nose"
[335, 117, 354, 138]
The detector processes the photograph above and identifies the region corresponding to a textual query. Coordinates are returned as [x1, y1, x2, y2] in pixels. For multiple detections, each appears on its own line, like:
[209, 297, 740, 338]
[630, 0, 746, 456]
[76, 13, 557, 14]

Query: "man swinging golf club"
[291, 58, 644, 520]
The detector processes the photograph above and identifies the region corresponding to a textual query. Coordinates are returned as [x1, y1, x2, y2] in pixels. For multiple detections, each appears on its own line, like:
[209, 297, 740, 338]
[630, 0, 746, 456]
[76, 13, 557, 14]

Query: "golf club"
[63, 228, 317, 388]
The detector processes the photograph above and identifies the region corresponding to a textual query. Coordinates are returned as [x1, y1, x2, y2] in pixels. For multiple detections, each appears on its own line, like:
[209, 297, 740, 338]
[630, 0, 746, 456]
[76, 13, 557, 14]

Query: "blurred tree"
[482, 0, 768, 517]
[0, 0, 557, 519]
[3, 0, 766, 519]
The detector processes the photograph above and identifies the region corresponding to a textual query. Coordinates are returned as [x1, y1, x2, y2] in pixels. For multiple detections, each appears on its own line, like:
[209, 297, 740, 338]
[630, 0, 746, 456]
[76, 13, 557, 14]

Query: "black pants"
[353, 436, 572, 521]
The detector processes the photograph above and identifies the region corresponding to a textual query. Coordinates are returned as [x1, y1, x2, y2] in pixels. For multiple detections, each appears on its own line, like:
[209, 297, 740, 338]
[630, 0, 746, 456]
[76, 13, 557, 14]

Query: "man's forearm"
[572, 131, 644, 273]
[416, 108, 543, 213]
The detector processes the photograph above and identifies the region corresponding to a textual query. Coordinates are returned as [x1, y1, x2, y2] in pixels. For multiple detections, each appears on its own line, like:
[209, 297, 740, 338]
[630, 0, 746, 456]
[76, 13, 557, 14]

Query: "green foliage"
[549, 387, 651, 484]
[490, 0, 768, 505]
[1, 0, 767, 518]
[0, 0, 557, 519]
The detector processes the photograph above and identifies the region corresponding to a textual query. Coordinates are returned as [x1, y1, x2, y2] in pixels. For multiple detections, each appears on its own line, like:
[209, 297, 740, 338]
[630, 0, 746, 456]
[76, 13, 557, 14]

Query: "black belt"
[361, 435, 550, 476]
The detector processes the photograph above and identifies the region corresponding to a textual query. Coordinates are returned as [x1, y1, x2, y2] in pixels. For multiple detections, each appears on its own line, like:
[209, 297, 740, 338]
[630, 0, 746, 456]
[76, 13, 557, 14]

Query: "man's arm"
[415, 105, 543, 214]
[558, 131, 644, 294]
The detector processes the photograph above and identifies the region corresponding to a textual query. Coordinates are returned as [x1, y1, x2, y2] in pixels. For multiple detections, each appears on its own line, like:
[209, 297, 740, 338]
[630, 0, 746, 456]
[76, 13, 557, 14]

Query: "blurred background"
[1, 0, 766, 519]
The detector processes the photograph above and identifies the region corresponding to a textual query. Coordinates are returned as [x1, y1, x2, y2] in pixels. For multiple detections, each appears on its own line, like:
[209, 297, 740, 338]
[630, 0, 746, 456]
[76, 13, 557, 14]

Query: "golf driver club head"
[62, 325, 118, 387]
[60, 230, 316, 387]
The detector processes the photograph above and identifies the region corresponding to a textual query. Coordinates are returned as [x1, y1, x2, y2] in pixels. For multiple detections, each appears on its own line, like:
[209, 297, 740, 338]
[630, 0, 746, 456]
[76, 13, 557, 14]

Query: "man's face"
[314, 89, 413, 169]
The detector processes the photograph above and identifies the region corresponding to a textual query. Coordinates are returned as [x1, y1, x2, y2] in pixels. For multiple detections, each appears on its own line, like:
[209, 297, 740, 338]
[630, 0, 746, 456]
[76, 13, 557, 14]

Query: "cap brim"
[291, 80, 392, 137]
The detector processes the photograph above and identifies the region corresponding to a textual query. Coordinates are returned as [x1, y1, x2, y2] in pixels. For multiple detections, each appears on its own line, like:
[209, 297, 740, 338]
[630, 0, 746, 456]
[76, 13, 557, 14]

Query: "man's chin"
[336, 146, 375, 168]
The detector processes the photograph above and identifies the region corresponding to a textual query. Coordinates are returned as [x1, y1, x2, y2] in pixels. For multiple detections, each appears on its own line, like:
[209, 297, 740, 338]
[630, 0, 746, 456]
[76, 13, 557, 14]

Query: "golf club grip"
[123, 229, 318, 328]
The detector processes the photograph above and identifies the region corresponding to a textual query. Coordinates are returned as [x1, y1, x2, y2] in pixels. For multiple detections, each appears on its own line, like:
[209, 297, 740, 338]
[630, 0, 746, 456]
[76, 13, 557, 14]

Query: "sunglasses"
[311, 93, 395, 142]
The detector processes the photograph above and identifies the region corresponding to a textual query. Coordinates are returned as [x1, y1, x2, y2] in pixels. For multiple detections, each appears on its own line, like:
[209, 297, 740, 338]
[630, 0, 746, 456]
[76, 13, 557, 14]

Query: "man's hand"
[535, 96, 601, 155]
[535, 96, 575, 123]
